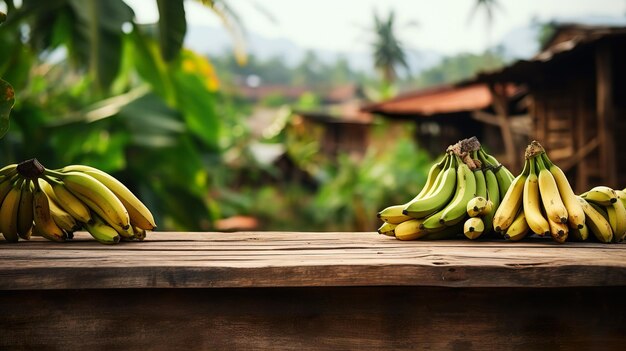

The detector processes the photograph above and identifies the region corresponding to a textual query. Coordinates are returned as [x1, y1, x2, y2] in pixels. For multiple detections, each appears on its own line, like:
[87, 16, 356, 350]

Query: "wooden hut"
[472, 24, 626, 191]
[361, 83, 528, 168]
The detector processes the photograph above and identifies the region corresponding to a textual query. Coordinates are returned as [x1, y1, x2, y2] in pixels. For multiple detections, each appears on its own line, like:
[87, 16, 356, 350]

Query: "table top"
[1, 231, 625, 290]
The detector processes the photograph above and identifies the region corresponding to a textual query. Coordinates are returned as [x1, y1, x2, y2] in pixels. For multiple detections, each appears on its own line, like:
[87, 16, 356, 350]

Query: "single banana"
[582, 186, 618, 206]
[504, 211, 530, 241]
[16, 179, 34, 240]
[42, 176, 92, 224]
[407, 154, 448, 202]
[377, 221, 397, 236]
[420, 210, 447, 232]
[378, 204, 413, 224]
[606, 199, 626, 242]
[540, 154, 584, 229]
[535, 156, 568, 224]
[421, 222, 463, 240]
[60, 165, 156, 230]
[577, 196, 613, 243]
[32, 185, 67, 242]
[480, 150, 513, 200]
[547, 217, 568, 244]
[472, 153, 487, 199]
[394, 218, 428, 241]
[466, 196, 489, 217]
[493, 158, 529, 233]
[0, 175, 17, 208]
[0, 164, 17, 176]
[463, 217, 484, 240]
[0, 180, 22, 242]
[482, 166, 500, 235]
[421, 155, 450, 198]
[50, 171, 130, 231]
[523, 158, 550, 236]
[132, 225, 147, 241]
[440, 156, 477, 226]
[83, 215, 121, 244]
[49, 199, 80, 232]
[403, 156, 457, 218]
[569, 223, 589, 241]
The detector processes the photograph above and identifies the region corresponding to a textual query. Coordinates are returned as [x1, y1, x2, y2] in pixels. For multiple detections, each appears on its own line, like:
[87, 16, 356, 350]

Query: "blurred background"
[1, 0, 625, 232]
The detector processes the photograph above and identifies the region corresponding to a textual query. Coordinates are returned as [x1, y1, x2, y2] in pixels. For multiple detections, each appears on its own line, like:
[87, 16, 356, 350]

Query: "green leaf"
[68, 0, 134, 91]
[156, 0, 187, 62]
[0, 79, 15, 138]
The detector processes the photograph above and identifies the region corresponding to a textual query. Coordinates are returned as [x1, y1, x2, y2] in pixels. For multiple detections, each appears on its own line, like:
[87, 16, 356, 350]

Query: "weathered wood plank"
[1, 286, 625, 351]
[0, 232, 625, 290]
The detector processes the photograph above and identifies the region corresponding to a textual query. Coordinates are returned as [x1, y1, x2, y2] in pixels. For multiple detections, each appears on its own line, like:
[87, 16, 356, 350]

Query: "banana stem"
[44, 169, 66, 179]
[535, 153, 547, 171]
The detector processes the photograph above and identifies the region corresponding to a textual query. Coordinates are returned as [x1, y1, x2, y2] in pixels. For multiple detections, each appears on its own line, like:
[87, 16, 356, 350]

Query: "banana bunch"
[0, 159, 155, 244]
[494, 141, 586, 243]
[577, 186, 626, 243]
[377, 137, 513, 241]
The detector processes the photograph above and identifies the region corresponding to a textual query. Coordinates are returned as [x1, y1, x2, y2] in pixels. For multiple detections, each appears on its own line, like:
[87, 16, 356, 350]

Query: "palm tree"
[371, 10, 409, 84]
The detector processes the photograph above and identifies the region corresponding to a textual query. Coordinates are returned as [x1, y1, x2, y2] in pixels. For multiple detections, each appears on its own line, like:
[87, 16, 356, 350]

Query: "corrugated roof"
[361, 83, 516, 116]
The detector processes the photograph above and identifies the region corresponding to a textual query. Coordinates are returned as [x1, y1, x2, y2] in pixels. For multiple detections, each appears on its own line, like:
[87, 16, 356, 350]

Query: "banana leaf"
[0, 79, 14, 138]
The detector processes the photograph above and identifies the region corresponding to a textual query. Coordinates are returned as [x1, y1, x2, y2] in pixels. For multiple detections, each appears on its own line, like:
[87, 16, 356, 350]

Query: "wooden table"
[1, 232, 625, 350]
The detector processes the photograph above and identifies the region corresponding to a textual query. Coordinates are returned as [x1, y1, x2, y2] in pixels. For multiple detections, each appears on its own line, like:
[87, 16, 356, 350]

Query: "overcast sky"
[125, 0, 626, 55]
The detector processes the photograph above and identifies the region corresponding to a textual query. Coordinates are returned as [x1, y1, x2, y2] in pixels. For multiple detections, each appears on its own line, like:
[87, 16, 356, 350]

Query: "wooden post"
[489, 83, 518, 171]
[596, 41, 617, 187]
[575, 82, 588, 193]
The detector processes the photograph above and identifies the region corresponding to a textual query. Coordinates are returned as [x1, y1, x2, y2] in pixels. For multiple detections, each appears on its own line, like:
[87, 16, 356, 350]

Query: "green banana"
[403, 155, 457, 219]
[440, 156, 477, 226]
[482, 166, 499, 235]
[378, 204, 413, 224]
[463, 217, 484, 240]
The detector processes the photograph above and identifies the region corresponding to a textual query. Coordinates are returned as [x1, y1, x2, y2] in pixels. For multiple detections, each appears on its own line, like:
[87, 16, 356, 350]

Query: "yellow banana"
[377, 221, 397, 236]
[83, 215, 121, 244]
[523, 158, 550, 236]
[463, 217, 484, 240]
[535, 156, 568, 224]
[32, 185, 67, 242]
[547, 217, 568, 244]
[16, 179, 34, 240]
[394, 218, 428, 240]
[132, 225, 147, 241]
[42, 176, 92, 224]
[49, 171, 130, 231]
[582, 186, 618, 206]
[493, 158, 529, 233]
[408, 154, 448, 201]
[377, 204, 412, 224]
[606, 199, 626, 242]
[60, 165, 155, 230]
[569, 223, 589, 241]
[49, 199, 80, 232]
[440, 156, 477, 226]
[403, 156, 457, 218]
[541, 154, 584, 229]
[0, 164, 17, 176]
[0, 180, 22, 242]
[504, 211, 530, 241]
[466, 196, 489, 217]
[577, 196, 613, 243]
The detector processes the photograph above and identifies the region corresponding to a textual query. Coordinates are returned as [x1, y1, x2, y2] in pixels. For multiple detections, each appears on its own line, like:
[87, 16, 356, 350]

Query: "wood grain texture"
[0, 232, 625, 290]
[1, 286, 625, 351]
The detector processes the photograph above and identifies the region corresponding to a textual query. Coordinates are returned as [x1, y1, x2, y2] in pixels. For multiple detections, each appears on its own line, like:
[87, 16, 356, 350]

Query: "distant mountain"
[185, 15, 626, 76]
[185, 25, 443, 75]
